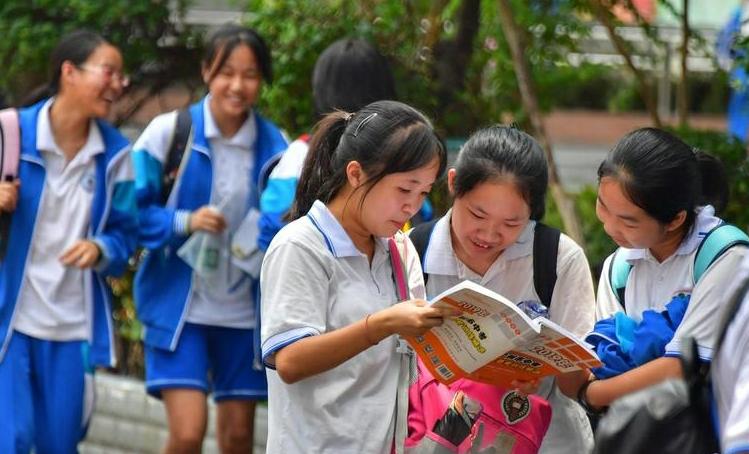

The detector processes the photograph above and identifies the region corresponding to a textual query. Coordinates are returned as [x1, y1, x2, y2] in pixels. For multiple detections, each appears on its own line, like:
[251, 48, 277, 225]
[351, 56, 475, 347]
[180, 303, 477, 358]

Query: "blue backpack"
[608, 223, 749, 307]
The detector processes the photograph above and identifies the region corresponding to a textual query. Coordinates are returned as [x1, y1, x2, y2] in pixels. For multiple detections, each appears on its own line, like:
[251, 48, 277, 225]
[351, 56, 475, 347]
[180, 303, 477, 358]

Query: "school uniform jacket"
[132, 97, 288, 353]
[0, 98, 137, 367]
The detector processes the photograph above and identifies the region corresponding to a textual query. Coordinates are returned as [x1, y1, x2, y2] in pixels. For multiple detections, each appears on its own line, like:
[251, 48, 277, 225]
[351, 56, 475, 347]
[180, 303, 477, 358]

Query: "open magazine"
[406, 280, 602, 387]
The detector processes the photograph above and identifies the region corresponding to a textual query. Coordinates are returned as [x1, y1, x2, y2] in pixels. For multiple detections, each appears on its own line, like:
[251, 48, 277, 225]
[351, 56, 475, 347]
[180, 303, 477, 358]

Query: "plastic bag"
[230, 207, 264, 278]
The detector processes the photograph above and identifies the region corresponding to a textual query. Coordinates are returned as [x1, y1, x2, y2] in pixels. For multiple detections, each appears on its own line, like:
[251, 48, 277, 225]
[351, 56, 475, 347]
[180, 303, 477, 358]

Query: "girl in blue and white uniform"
[0, 30, 137, 453]
[132, 25, 287, 454]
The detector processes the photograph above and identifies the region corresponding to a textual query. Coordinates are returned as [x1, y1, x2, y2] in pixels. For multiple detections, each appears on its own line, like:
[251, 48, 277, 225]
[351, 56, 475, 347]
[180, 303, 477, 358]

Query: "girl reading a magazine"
[568, 128, 748, 415]
[259, 100, 457, 454]
[407, 125, 596, 454]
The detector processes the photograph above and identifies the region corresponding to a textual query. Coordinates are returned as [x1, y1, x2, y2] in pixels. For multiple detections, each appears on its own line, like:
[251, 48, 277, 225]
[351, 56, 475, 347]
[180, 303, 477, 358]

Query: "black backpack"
[409, 218, 561, 308]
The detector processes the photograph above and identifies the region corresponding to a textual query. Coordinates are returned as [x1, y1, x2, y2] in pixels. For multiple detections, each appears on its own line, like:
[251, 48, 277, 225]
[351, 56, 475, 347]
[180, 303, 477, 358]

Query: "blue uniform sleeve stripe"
[261, 327, 319, 369]
[726, 443, 749, 454]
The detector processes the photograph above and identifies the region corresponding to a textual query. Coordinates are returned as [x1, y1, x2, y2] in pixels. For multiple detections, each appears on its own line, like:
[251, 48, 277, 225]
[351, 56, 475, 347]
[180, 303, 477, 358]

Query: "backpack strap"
[693, 223, 749, 283]
[388, 236, 410, 301]
[609, 249, 632, 308]
[161, 108, 193, 205]
[0, 108, 20, 261]
[409, 218, 438, 285]
[533, 223, 560, 309]
[609, 223, 749, 310]
[0, 108, 20, 181]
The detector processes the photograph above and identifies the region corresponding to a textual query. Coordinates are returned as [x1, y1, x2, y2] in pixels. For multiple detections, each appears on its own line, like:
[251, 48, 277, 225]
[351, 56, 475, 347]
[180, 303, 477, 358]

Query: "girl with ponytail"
[260, 100, 457, 453]
[562, 128, 749, 417]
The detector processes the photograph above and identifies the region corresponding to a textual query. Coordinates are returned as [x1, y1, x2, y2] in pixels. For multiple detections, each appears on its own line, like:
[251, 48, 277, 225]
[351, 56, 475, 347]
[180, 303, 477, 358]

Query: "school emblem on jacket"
[501, 390, 530, 424]
[81, 170, 96, 193]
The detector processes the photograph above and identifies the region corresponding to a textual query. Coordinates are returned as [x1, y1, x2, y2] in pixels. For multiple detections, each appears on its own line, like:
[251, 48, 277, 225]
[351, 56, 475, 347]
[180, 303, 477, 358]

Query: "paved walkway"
[79, 372, 267, 453]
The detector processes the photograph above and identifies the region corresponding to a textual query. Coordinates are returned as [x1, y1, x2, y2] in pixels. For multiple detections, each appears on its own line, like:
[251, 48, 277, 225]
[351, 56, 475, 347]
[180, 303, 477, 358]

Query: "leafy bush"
[667, 126, 749, 231]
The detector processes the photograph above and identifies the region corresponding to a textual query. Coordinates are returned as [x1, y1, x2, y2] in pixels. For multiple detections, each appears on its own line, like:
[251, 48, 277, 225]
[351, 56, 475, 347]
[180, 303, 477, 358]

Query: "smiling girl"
[408, 125, 596, 453]
[131, 25, 287, 453]
[0, 30, 137, 453]
[567, 128, 748, 416]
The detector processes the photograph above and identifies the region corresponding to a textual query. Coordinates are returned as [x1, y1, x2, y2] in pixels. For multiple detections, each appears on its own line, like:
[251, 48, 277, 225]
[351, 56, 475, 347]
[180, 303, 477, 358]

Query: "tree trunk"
[590, 0, 663, 128]
[431, 0, 481, 129]
[496, 0, 585, 247]
[677, 0, 690, 127]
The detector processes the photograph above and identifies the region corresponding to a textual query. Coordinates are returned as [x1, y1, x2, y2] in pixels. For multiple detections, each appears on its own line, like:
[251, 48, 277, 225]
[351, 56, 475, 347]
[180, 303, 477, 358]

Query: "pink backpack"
[0, 108, 20, 261]
[387, 236, 552, 454]
[406, 360, 552, 454]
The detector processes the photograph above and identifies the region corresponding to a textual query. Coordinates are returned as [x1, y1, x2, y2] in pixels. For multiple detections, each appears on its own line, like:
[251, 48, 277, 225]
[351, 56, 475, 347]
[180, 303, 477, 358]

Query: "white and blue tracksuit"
[0, 98, 137, 368]
[132, 98, 288, 365]
[0, 98, 137, 453]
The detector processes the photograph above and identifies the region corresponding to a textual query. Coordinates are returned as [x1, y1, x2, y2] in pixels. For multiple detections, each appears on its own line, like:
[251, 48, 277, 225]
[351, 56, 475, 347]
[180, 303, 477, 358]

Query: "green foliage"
[667, 126, 749, 231]
[109, 269, 145, 377]
[244, 0, 610, 137]
[544, 186, 616, 280]
[245, 0, 367, 135]
[0, 0, 201, 105]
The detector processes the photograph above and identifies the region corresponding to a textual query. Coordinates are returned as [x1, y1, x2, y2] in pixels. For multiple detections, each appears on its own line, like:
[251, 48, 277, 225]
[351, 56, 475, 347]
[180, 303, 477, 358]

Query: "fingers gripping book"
[407, 280, 601, 387]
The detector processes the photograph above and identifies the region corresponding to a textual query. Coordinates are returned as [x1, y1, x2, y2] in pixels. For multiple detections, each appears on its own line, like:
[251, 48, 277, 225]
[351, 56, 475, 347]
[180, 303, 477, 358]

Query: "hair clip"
[353, 113, 378, 137]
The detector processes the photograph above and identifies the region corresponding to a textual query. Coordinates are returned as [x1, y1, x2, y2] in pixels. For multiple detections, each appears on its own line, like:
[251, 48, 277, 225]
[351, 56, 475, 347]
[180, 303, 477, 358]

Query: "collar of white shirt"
[619, 205, 722, 263]
[37, 98, 104, 159]
[423, 208, 537, 276]
[306, 200, 389, 259]
[202, 95, 256, 149]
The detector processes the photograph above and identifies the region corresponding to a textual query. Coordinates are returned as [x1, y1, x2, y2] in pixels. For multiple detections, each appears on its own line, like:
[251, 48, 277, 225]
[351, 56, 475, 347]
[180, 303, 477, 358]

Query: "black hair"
[597, 127, 728, 231]
[452, 125, 549, 221]
[203, 24, 272, 84]
[288, 100, 447, 220]
[312, 38, 396, 117]
[23, 30, 108, 106]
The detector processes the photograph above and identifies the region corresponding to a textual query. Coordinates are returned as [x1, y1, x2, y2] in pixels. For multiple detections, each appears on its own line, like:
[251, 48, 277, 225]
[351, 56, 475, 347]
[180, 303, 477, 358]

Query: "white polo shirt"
[185, 101, 256, 328]
[713, 253, 749, 454]
[596, 206, 747, 360]
[261, 200, 425, 454]
[14, 98, 104, 341]
[418, 211, 596, 454]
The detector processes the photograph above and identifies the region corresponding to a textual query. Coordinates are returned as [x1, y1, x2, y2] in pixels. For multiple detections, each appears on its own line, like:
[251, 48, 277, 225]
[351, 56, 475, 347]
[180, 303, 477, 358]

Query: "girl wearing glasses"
[132, 25, 287, 453]
[0, 30, 137, 453]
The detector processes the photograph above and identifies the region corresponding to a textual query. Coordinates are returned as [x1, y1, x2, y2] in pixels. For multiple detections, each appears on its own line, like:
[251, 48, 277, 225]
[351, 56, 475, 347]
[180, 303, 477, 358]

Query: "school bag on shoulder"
[409, 219, 560, 308]
[161, 108, 286, 205]
[160, 108, 193, 205]
[592, 271, 749, 454]
[608, 223, 749, 307]
[0, 108, 20, 261]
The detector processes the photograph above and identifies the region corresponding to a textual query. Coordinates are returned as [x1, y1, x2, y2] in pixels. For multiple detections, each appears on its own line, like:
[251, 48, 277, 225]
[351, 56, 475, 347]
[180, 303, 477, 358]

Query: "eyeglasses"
[77, 64, 130, 87]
